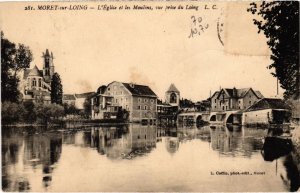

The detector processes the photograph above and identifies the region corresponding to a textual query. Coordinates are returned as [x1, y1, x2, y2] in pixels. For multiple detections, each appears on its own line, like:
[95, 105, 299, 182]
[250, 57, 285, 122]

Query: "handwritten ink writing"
[188, 16, 209, 38]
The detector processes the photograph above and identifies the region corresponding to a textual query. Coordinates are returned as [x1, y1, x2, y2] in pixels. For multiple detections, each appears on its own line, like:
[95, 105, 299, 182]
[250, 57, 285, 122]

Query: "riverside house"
[210, 87, 264, 112]
[91, 81, 158, 123]
[242, 98, 291, 126]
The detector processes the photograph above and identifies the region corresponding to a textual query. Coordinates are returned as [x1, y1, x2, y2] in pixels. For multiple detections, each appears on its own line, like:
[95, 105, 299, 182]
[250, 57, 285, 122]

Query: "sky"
[0, 1, 283, 101]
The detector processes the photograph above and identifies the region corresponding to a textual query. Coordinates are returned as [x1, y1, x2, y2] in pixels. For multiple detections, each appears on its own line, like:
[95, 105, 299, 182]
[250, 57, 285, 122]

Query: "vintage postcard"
[1, 1, 299, 192]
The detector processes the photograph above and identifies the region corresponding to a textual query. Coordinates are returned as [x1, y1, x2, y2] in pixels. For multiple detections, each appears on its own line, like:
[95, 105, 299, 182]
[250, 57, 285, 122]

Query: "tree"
[35, 103, 64, 124]
[63, 103, 79, 115]
[23, 100, 37, 123]
[1, 102, 25, 124]
[248, 2, 299, 99]
[51, 72, 63, 104]
[180, 98, 194, 108]
[1, 31, 33, 102]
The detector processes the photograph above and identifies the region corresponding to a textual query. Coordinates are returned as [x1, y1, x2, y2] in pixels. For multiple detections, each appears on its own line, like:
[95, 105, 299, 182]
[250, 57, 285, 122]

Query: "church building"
[19, 49, 55, 104]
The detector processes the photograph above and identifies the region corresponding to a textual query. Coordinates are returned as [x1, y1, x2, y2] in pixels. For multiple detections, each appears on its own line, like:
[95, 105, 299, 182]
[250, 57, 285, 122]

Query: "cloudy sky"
[0, 1, 282, 101]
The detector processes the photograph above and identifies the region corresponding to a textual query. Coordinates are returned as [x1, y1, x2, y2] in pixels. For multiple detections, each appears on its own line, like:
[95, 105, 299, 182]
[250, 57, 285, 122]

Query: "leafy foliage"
[51, 72, 63, 104]
[1, 101, 65, 124]
[1, 31, 33, 102]
[180, 98, 194, 108]
[63, 103, 80, 115]
[1, 102, 25, 123]
[248, 1, 299, 99]
[34, 103, 64, 124]
[23, 100, 37, 123]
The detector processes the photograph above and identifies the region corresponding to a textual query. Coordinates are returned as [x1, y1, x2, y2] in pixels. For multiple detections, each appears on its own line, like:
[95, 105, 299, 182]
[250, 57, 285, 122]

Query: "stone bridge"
[177, 110, 241, 125]
[177, 111, 210, 124]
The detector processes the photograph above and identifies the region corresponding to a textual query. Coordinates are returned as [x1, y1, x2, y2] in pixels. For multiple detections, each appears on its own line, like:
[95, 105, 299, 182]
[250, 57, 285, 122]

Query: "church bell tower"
[165, 83, 180, 107]
[42, 49, 54, 83]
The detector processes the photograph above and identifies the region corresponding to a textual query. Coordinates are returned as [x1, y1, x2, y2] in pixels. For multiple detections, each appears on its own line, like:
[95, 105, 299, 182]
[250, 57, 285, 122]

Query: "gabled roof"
[23, 66, 43, 79]
[29, 65, 42, 76]
[237, 88, 251, 98]
[166, 84, 180, 93]
[224, 88, 234, 97]
[122, 83, 157, 97]
[63, 94, 76, 100]
[217, 89, 232, 99]
[217, 87, 264, 99]
[75, 92, 96, 98]
[254, 90, 264, 99]
[245, 98, 291, 112]
[210, 91, 220, 99]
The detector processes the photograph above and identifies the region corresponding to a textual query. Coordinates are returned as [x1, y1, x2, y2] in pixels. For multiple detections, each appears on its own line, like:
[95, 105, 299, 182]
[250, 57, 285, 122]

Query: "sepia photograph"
[0, 0, 299, 192]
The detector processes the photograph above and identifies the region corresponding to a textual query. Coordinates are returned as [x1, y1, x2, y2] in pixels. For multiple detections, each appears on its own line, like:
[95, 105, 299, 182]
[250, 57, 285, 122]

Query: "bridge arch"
[209, 115, 216, 121]
[225, 114, 234, 124]
[196, 115, 202, 124]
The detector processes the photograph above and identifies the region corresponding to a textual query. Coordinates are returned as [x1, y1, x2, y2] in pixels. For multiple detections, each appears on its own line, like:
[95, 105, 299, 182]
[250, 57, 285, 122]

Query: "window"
[170, 93, 177, 103]
[239, 101, 241, 104]
[107, 88, 110, 91]
[222, 106, 224, 110]
[125, 98, 128, 102]
[32, 78, 36, 86]
[138, 98, 141, 103]
[115, 98, 118, 103]
[138, 105, 141, 110]
[144, 105, 147, 110]
[150, 99, 154, 103]
[144, 99, 148, 103]
[38, 79, 42, 87]
[215, 106, 216, 109]
[215, 99, 216, 103]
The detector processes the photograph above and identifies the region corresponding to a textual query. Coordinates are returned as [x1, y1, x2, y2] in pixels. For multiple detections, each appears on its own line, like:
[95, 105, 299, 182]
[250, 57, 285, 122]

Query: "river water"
[2, 124, 299, 192]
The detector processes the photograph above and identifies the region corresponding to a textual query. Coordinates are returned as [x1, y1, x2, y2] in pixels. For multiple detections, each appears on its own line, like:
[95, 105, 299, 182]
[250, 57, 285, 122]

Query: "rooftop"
[23, 65, 43, 79]
[75, 92, 96, 98]
[245, 98, 291, 112]
[63, 94, 76, 100]
[122, 82, 157, 97]
[166, 83, 180, 93]
[217, 88, 264, 99]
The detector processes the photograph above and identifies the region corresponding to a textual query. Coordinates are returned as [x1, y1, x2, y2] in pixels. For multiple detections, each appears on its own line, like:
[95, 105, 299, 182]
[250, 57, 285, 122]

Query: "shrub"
[1, 101, 25, 124]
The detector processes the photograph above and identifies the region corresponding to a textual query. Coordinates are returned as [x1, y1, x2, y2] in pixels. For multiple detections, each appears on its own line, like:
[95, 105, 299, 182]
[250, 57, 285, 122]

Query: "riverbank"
[2, 118, 129, 128]
[291, 124, 300, 186]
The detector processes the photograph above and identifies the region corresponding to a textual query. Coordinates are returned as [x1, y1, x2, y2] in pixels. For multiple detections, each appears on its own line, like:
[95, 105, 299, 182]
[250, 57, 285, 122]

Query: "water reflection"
[261, 136, 300, 191]
[62, 125, 157, 159]
[2, 124, 300, 192]
[2, 127, 62, 191]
